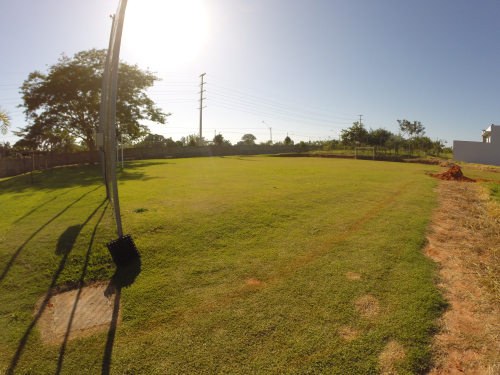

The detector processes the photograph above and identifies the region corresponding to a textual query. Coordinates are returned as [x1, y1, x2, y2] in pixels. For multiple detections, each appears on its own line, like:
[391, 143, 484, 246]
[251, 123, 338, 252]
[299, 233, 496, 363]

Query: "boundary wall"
[453, 141, 500, 167]
[453, 125, 500, 167]
[0, 145, 299, 179]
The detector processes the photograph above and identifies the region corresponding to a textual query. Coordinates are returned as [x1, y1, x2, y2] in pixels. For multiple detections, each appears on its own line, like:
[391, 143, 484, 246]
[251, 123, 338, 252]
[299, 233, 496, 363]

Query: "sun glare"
[123, 0, 207, 68]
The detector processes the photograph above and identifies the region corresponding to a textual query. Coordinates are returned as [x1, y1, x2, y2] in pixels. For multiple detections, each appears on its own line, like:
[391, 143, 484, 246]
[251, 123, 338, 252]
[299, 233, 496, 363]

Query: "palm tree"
[0, 107, 11, 135]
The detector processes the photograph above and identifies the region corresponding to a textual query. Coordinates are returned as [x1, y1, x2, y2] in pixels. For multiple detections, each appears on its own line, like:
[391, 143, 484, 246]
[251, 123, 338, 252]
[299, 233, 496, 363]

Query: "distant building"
[453, 124, 500, 166]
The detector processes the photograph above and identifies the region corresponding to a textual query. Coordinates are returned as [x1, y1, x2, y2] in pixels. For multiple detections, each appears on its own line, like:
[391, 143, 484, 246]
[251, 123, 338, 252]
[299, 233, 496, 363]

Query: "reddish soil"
[428, 166, 500, 183]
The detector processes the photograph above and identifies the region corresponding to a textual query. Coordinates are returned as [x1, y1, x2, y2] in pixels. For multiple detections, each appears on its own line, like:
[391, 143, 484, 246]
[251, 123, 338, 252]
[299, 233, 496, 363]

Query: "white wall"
[453, 125, 500, 166]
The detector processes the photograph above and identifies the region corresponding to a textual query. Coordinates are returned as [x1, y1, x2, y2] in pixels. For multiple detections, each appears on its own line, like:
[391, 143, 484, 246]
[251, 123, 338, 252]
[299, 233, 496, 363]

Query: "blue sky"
[1, 0, 499, 146]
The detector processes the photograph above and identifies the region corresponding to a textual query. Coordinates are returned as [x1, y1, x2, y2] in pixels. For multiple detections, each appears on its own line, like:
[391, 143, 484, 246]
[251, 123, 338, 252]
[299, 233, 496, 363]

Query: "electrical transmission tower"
[199, 73, 206, 146]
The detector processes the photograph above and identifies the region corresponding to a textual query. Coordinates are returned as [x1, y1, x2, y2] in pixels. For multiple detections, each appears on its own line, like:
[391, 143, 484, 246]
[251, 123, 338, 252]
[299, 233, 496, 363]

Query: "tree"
[213, 133, 225, 146]
[0, 107, 11, 135]
[390, 133, 405, 154]
[412, 136, 433, 155]
[184, 134, 202, 146]
[432, 139, 447, 157]
[15, 49, 170, 163]
[284, 135, 293, 145]
[298, 141, 309, 152]
[139, 133, 166, 147]
[134, 134, 177, 148]
[341, 122, 369, 146]
[241, 133, 256, 145]
[368, 128, 393, 147]
[397, 120, 425, 155]
[0, 142, 12, 158]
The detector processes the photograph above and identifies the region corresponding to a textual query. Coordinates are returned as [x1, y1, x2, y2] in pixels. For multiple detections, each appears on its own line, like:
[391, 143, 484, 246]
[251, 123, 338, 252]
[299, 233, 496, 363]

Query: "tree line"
[133, 133, 296, 148]
[335, 120, 450, 157]
[5, 48, 450, 161]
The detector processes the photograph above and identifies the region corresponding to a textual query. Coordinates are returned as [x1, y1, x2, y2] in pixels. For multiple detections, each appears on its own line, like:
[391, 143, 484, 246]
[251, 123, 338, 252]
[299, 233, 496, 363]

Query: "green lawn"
[1, 156, 448, 374]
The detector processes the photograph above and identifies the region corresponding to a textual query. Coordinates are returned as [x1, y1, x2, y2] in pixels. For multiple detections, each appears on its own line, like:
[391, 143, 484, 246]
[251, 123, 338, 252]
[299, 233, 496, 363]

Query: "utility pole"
[359, 115, 363, 126]
[199, 73, 206, 146]
[121, 134, 124, 169]
[263, 121, 272, 144]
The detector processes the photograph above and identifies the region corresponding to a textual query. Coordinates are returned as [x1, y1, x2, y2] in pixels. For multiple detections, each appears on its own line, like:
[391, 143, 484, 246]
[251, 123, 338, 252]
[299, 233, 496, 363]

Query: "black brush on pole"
[106, 234, 140, 267]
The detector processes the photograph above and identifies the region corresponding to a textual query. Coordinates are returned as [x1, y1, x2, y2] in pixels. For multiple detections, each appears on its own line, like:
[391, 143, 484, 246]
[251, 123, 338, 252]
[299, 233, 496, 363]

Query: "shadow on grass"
[6, 199, 108, 375]
[101, 259, 142, 375]
[55, 225, 83, 256]
[0, 186, 102, 285]
[0, 162, 165, 194]
[13, 188, 77, 224]
[234, 157, 259, 162]
[54, 202, 108, 375]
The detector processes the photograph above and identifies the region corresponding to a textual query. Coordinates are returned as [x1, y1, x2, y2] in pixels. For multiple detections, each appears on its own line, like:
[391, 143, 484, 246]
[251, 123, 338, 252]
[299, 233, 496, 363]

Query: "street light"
[262, 121, 272, 144]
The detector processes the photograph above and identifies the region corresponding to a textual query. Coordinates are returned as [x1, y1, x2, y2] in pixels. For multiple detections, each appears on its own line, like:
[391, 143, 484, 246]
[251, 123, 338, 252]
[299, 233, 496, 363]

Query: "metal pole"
[199, 73, 206, 146]
[121, 134, 124, 169]
[263, 121, 272, 144]
[108, 0, 128, 238]
[99, 15, 115, 187]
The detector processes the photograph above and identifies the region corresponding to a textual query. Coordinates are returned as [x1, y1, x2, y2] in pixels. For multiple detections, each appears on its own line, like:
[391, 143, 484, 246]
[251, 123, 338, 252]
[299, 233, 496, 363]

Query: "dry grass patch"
[244, 278, 262, 286]
[379, 340, 406, 375]
[456, 162, 500, 174]
[426, 181, 500, 374]
[346, 272, 361, 280]
[338, 326, 358, 341]
[355, 295, 380, 319]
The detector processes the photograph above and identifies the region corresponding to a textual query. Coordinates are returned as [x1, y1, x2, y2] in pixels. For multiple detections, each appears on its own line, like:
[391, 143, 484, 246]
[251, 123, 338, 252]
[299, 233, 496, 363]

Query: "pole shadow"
[6, 199, 107, 375]
[55, 202, 108, 374]
[0, 186, 101, 285]
[101, 258, 142, 375]
[13, 188, 77, 224]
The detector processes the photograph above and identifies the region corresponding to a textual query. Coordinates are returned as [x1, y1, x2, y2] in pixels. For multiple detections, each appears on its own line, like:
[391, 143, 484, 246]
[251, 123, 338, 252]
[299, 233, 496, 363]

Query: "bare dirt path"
[426, 181, 500, 375]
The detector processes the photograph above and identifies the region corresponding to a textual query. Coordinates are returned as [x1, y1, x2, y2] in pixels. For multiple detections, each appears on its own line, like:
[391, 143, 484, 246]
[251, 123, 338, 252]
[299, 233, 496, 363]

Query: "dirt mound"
[428, 166, 476, 182]
[428, 165, 500, 183]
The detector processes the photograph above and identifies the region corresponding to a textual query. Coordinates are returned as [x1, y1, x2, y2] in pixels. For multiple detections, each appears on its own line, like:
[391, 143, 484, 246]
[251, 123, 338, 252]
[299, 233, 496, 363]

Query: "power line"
[207, 93, 353, 125]
[151, 100, 198, 103]
[208, 74, 357, 117]
[207, 83, 357, 121]
[207, 98, 352, 126]
[208, 102, 346, 129]
[146, 92, 198, 95]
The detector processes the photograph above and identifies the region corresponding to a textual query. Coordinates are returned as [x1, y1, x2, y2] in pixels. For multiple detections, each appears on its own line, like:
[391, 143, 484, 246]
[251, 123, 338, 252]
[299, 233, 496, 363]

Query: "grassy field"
[1, 156, 453, 374]
[309, 149, 454, 160]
